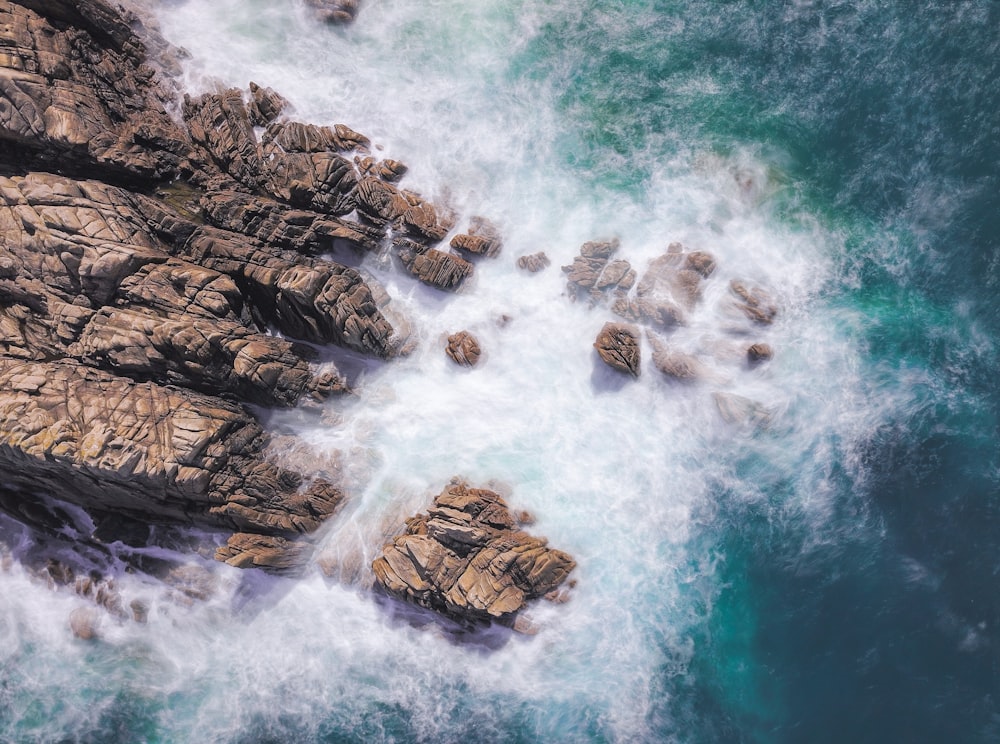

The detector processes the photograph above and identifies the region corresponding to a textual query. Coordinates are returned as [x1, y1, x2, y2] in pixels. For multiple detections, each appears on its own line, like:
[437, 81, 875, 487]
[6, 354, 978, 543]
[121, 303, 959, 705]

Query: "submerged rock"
[651, 343, 703, 382]
[747, 342, 774, 365]
[729, 280, 778, 325]
[713, 392, 772, 428]
[517, 252, 551, 273]
[305, 0, 361, 24]
[69, 606, 99, 640]
[450, 216, 503, 258]
[372, 479, 576, 625]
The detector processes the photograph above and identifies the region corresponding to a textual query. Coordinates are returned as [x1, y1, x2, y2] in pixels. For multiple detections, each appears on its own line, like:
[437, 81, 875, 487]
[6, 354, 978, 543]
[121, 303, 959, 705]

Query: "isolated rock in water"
[445, 331, 482, 367]
[729, 280, 778, 325]
[563, 238, 626, 300]
[517, 252, 550, 273]
[747, 343, 773, 365]
[450, 216, 503, 258]
[594, 322, 641, 377]
[372, 479, 576, 624]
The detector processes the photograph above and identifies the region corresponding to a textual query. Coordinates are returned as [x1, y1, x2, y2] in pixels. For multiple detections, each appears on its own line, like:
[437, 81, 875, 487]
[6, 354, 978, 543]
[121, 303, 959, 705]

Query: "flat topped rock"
[372, 479, 576, 625]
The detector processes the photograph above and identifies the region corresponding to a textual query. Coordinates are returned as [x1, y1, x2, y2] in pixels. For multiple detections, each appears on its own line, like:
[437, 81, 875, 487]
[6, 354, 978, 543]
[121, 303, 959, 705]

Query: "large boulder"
[445, 331, 482, 367]
[594, 322, 641, 377]
[373, 480, 576, 625]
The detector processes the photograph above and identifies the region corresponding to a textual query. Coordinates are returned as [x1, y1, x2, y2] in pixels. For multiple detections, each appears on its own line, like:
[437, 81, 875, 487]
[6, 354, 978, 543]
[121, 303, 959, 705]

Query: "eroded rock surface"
[445, 331, 482, 367]
[594, 322, 641, 377]
[0, 0, 441, 572]
[372, 480, 576, 625]
[0, 0, 517, 590]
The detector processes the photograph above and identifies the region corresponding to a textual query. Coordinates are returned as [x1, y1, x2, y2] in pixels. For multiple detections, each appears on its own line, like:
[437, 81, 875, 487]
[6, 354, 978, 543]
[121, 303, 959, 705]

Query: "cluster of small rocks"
[567, 238, 779, 420]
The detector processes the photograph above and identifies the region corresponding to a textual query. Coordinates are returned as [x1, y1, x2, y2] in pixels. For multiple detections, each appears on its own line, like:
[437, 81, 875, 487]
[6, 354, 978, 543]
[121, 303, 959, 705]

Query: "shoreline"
[0, 0, 574, 631]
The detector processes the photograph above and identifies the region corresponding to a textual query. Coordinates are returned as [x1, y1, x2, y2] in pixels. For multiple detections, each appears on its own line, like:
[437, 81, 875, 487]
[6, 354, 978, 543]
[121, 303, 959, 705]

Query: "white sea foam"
[0, 1, 924, 741]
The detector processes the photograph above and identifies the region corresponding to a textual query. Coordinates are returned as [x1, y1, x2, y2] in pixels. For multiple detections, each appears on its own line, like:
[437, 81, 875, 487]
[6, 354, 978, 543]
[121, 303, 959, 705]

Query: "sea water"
[1, 1, 997, 742]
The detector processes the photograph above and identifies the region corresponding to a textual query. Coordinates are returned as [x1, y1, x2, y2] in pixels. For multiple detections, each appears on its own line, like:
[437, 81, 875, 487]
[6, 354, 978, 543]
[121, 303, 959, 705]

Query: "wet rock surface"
[372, 479, 576, 626]
[594, 322, 641, 377]
[517, 252, 550, 273]
[0, 0, 508, 575]
[445, 331, 482, 367]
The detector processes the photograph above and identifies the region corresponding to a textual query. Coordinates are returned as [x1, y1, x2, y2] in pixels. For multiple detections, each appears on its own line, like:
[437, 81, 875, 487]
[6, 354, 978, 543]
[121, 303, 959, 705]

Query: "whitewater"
[2, 1, 998, 742]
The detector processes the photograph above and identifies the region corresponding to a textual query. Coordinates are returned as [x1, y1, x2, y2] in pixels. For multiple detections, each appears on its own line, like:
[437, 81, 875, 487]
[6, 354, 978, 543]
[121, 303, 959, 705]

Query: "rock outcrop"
[0, 0, 500, 573]
[562, 238, 635, 302]
[372, 479, 576, 625]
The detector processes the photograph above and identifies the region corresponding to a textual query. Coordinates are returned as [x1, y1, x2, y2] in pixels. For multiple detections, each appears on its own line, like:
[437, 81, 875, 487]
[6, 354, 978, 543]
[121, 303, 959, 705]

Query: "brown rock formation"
[248, 81, 289, 127]
[0, 0, 513, 582]
[729, 280, 778, 325]
[563, 238, 635, 301]
[445, 331, 482, 367]
[0, 357, 342, 534]
[372, 480, 575, 625]
[394, 238, 473, 291]
[517, 252, 550, 273]
[0, 1, 197, 182]
[450, 216, 503, 258]
[594, 322, 641, 377]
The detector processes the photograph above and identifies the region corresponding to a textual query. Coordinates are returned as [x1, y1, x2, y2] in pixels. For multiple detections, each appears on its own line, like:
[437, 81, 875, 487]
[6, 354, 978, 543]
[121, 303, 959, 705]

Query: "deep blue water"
[576, 2, 1000, 740]
[516, 0, 999, 739]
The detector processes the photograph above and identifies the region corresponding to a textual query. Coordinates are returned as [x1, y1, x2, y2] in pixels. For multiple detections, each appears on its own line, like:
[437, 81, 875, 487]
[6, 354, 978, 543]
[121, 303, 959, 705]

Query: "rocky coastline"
[0, 0, 577, 630]
[0, 0, 779, 633]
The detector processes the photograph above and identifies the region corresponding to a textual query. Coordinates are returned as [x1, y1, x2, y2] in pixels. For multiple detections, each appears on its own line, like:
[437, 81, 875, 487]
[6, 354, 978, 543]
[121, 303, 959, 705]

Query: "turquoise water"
[2, 1, 998, 741]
